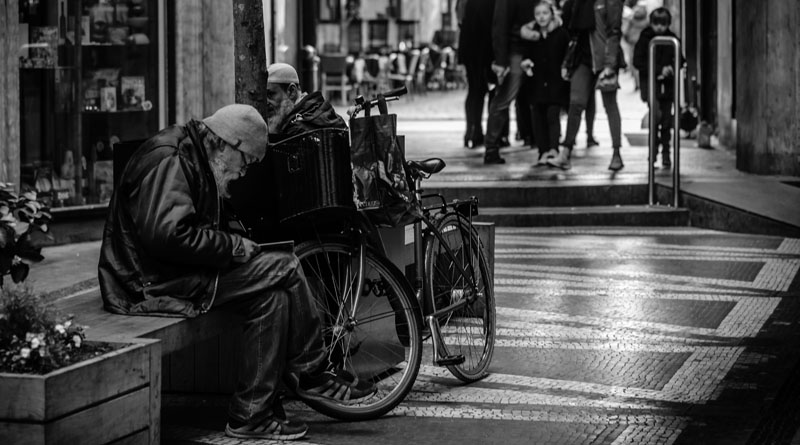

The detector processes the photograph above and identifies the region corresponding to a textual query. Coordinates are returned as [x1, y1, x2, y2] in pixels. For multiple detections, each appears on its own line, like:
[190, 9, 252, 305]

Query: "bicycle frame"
[412, 177, 481, 318]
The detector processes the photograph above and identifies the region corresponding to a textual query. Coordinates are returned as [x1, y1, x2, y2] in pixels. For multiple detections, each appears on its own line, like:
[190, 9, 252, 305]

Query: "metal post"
[648, 36, 682, 207]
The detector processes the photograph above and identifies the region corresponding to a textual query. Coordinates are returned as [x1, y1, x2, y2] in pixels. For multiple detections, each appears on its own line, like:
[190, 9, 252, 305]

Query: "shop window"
[367, 20, 388, 52]
[18, 0, 162, 208]
[397, 20, 416, 49]
[347, 19, 362, 54]
[318, 0, 340, 23]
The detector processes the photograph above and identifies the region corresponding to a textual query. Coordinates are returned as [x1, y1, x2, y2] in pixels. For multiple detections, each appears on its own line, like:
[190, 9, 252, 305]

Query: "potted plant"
[0, 184, 52, 285]
[0, 284, 162, 444]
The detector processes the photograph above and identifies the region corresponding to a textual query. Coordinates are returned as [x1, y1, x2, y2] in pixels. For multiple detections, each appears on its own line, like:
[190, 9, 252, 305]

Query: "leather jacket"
[98, 120, 241, 317]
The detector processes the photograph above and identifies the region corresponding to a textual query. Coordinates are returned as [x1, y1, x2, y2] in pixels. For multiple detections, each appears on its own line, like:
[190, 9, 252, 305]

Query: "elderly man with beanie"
[266, 62, 347, 140]
[98, 104, 375, 441]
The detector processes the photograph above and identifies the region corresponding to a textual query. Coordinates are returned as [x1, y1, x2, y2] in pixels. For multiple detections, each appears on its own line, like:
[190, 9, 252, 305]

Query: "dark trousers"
[563, 63, 621, 149]
[485, 53, 524, 153]
[652, 97, 674, 155]
[215, 251, 326, 425]
[531, 102, 562, 152]
[516, 83, 532, 142]
[464, 62, 490, 141]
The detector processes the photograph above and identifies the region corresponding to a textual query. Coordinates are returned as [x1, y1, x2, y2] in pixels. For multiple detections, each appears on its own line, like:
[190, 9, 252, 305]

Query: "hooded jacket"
[98, 120, 242, 317]
[274, 91, 347, 140]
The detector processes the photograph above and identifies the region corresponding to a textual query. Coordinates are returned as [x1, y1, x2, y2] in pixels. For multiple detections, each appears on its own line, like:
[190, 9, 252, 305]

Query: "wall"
[735, 0, 800, 175]
[173, 0, 235, 123]
[0, 0, 21, 187]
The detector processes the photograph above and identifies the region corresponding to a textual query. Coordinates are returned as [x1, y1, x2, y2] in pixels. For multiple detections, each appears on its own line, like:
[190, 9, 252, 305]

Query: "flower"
[54, 324, 65, 334]
[72, 335, 82, 348]
[20, 347, 30, 359]
[30, 337, 40, 349]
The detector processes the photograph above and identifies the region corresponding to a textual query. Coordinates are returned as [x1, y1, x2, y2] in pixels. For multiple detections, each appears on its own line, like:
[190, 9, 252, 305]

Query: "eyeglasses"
[229, 144, 258, 174]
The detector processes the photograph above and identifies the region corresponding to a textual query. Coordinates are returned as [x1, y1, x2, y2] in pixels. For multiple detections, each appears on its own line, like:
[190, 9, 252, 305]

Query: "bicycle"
[294, 86, 496, 421]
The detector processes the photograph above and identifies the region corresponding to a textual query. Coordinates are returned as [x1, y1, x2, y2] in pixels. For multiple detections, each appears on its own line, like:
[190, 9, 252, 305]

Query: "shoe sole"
[296, 386, 378, 405]
[225, 425, 307, 441]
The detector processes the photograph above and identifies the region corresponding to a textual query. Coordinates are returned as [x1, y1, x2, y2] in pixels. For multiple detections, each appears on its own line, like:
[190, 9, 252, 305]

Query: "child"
[633, 7, 680, 169]
[520, 0, 570, 166]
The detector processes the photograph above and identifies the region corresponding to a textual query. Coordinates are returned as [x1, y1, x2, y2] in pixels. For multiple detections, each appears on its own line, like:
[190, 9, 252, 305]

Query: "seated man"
[98, 104, 374, 441]
[228, 62, 349, 241]
[266, 62, 347, 139]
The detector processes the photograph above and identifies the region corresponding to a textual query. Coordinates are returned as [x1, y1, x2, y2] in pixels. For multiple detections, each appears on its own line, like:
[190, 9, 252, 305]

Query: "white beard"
[209, 151, 239, 198]
[267, 98, 296, 134]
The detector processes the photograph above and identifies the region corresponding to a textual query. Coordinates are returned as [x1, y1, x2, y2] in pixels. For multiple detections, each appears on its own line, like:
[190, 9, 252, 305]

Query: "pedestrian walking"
[633, 7, 680, 168]
[520, 0, 570, 165]
[549, 0, 626, 171]
[457, 0, 495, 149]
[483, 0, 535, 164]
[622, 1, 648, 90]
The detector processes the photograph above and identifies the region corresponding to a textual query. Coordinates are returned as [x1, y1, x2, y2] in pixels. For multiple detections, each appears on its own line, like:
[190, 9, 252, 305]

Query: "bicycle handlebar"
[348, 85, 408, 118]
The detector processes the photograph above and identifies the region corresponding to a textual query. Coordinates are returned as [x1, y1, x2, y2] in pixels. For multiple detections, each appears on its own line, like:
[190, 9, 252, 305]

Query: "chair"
[320, 55, 352, 105]
[387, 49, 421, 98]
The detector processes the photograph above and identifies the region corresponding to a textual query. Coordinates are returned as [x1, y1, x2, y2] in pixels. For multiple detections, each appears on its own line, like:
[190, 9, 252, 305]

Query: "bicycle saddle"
[407, 158, 446, 176]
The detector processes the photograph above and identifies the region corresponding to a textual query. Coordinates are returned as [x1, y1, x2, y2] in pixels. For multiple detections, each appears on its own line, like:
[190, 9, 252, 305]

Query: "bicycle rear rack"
[427, 315, 465, 366]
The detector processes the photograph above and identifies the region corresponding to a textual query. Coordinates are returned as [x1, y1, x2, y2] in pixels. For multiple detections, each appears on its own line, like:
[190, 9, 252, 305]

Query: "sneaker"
[536, 149, 558, 166]
[290, 368, 377, 404]
[546, 150, 572, 170]
[608, 152, 624, 171]
[225, 416, 308, 440]
[662, 156, 672, 169]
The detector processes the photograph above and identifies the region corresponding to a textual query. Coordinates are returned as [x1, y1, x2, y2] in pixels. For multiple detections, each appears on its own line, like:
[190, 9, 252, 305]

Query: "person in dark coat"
[98, 104, 374, 441]
[457, 0, 495, 149]
[228, 63, 349, 243]
[633, 7, 679, 168]
[521, 0, 571, 165]
[265, 63, 347, 141]
[483, 0, 536, 164]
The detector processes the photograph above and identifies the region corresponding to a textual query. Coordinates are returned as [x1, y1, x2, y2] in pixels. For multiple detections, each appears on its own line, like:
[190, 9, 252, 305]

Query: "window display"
[18, 0, 161, 208]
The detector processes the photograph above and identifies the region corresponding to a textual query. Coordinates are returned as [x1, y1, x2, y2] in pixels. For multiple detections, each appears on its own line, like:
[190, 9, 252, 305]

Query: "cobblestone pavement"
[163, 227, 800, 445]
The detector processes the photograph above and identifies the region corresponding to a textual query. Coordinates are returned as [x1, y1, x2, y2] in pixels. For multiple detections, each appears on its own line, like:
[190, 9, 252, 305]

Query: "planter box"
[0, 339, 161, 445]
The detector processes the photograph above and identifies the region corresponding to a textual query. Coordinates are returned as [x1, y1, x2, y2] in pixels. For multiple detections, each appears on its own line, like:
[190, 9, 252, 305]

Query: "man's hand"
[491, 63, 510, 85]
[661, 66, 674, 78]
[601, 67, 616, 79]
[232, 237, 260, 264]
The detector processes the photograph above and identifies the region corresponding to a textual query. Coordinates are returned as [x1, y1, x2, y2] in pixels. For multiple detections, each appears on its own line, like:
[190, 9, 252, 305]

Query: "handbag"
[595, 71, 620, 92]
[350, 98, 421, 227]
[561, 37, 579, 78]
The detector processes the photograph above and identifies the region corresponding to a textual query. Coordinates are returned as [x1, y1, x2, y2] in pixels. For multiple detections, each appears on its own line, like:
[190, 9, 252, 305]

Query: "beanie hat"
[202, 104, 268, 161]
[267, 63, 300, 84]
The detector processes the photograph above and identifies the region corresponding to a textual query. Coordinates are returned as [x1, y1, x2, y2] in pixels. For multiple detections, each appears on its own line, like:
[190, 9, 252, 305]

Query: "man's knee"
[250, 251, 303, 284]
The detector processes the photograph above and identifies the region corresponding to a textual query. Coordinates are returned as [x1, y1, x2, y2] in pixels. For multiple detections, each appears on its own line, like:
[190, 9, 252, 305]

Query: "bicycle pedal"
[436, 354, 465, 366]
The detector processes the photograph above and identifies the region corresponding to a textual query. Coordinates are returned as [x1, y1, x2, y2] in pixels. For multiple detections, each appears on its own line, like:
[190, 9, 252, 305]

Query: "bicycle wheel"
[424, 213, 496, 382]
[295, 238, 423, 421]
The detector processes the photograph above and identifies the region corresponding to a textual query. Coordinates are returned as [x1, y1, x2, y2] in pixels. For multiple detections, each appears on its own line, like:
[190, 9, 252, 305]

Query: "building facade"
[0, 0, 796, 220]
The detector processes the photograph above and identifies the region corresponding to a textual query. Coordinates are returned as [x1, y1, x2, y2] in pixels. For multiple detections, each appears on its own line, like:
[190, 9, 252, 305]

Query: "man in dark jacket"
[266, 62, 347, 140]
[98, 104, 374, 441]
[228, 62, 348, 242]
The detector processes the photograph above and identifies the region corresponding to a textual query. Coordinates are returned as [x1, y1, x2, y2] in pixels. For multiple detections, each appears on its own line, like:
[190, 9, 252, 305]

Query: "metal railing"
[647, 36, 681, 207]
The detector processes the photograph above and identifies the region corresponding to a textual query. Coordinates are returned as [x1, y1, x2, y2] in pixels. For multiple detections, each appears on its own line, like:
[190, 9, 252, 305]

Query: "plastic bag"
[350, 112, 420, 227]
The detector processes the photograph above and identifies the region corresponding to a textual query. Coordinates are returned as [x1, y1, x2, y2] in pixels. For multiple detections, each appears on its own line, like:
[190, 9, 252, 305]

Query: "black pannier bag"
[349, 112, 420, 227]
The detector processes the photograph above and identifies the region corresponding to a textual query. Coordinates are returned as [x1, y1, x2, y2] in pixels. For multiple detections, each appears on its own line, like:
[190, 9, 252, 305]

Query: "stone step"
[423, 182, 652, 208]
[476, 205, 690, 227]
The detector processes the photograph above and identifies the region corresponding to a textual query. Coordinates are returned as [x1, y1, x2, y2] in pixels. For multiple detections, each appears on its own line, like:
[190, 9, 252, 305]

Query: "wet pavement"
[157, 227, 800, 444]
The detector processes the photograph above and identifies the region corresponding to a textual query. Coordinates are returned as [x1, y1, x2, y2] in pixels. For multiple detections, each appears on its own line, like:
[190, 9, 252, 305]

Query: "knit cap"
[202, 104, 268, 161]
[267, 63, 300, 84]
